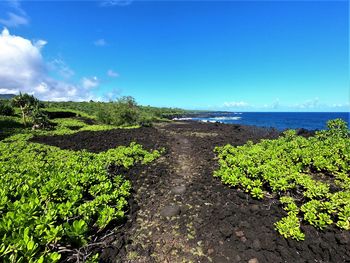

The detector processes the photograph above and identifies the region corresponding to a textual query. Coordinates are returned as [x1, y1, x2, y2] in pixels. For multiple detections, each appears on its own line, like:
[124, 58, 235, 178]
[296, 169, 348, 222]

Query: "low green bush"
[0, 134, 162, 262]
[214, 119, 350, 240]
[0, 101, 15, 116]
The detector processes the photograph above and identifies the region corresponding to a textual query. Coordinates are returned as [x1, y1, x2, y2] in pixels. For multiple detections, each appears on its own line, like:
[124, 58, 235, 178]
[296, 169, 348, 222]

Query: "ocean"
[175, 112, 350, 131]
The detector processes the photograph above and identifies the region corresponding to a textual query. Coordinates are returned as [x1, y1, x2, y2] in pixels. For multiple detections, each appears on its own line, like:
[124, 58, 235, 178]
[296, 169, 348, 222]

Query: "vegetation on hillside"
[45, 97, 188, 126]
[0, 100, 15, 116]
[214, 119, 350, 241]
[0, 93, 189, 140]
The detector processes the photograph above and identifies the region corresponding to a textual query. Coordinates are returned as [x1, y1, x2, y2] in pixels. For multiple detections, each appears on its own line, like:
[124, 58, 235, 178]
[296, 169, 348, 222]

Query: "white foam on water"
[200, 120, 218, 123]
[172, 117, 193, 121]
[210, 116, 242, 121]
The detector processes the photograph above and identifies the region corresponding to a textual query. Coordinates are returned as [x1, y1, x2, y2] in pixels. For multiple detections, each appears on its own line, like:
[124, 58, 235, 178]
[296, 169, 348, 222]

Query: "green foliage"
[0, 133, 161, 262]
[0, 116, 25, 140]
[214, 119, 350, 240]
[11, 93, 40, 126]
[96, 96, 140, 126]
[31, 104, 51, 129]
[11, 93, 51, 129]
[0, 100, 15, 116]
[275, 213, 305, 241]
[44, 97, 190, 127]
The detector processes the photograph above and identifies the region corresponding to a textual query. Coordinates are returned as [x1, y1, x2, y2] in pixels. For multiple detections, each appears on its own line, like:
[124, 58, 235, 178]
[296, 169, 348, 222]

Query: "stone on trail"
[173, 178, 185, 185]
[172, 185, 186, 194]
[248, 258, 259, 263]
[235, 230, 245, 238]
[160, 205, 181, 217]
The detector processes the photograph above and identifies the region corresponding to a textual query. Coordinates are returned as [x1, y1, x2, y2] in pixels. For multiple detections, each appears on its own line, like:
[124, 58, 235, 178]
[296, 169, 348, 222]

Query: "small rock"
[235, 230, 245, 237]
[172, 185, 186, 195]
[160, 205, 181, 217]
[253, 239, 261, 250]
[207, 248, 214, 255]
[240, 236, 247, 243]
[248, 258, 259, 263]
[220, 223, 232, 238]
[173, 178, 184, 184]
[251, 204, 259, 211]
[335, 233, 350, 245]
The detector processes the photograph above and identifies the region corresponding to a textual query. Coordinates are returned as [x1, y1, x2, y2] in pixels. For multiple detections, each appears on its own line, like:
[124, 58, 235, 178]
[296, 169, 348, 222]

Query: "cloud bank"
[223, 101, 249, 108]
[0, 28, 99, 101]
[222, 98, 349, 112]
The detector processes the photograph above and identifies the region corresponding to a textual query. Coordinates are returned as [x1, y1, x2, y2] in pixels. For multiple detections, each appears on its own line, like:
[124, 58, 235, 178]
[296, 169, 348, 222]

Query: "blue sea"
[175, 112, 350, 131]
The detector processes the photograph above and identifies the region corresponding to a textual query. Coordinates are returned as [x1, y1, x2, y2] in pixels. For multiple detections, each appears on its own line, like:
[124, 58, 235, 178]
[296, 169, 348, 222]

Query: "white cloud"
[0, 28, 47, 91]
[0, 28, 100, 101]
[0, 12, 28, 27]
[34, 39, 47, 49]
[295, 97, 320, 109]
[107, 69, 119, 77]
[48, 58, 75, 79]
[81, 76, 99, 89]
[223, 101, 249, 108]
[0, 1, 29, 27]
[94, 38, 107, 46]
[100, 0, 133, 7]
[104, 88, 121, 101]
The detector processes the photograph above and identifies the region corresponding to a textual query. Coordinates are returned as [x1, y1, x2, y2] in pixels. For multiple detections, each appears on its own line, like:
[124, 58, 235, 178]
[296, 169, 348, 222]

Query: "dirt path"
[122, 125, 211, 262]
[32, 122, 350, 263]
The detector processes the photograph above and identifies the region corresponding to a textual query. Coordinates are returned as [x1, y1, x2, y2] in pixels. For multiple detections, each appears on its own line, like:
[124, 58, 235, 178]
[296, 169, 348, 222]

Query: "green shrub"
[214, 119, 350, 240]
[0, 101, 15, 116]
[96, 96, 140, 126]
[31, 105, 52, 130]
[0, 134, 162, 262]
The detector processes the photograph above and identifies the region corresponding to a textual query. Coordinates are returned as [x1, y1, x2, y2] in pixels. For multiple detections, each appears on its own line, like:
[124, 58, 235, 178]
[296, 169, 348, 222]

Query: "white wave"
[172, 117, 193, 121]
[210, 116, 242, 121]
[200, 120, 217, 123]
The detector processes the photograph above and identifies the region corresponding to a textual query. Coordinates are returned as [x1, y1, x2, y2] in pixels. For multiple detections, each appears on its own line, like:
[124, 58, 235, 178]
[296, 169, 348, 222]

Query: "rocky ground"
[32, 121, 350, 263]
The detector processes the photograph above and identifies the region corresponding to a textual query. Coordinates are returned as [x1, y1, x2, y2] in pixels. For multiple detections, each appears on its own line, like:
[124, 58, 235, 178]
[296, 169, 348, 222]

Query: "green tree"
[113, 96, 139, 126]
[12, 93, 39, 126]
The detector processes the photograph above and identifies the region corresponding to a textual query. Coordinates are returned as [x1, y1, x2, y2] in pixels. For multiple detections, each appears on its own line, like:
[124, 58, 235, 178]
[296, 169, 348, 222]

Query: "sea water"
[175, 112, 349, 131]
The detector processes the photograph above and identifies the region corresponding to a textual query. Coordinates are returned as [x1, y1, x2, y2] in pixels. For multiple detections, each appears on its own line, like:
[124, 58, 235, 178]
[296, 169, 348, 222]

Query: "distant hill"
[0, 94, 16, 99]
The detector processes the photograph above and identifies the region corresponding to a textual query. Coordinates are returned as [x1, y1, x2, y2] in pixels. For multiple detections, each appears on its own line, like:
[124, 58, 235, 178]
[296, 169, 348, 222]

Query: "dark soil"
[31, 127, 167, 152]
[44, 110, 77, 119]
[31, 121, 350, 263]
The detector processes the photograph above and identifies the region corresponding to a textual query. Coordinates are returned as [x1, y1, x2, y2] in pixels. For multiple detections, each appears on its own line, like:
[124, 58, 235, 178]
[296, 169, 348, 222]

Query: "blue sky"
[0, 0, 348, 111]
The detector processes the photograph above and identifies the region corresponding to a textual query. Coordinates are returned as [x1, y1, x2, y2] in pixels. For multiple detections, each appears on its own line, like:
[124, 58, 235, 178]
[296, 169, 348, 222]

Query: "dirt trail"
[122, 125, 211, 262]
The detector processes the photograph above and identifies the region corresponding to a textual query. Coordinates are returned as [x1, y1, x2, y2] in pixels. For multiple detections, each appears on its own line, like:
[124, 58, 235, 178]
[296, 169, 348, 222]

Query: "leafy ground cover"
[214, 119, 350, 241]
[0, 132, 162, 262]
